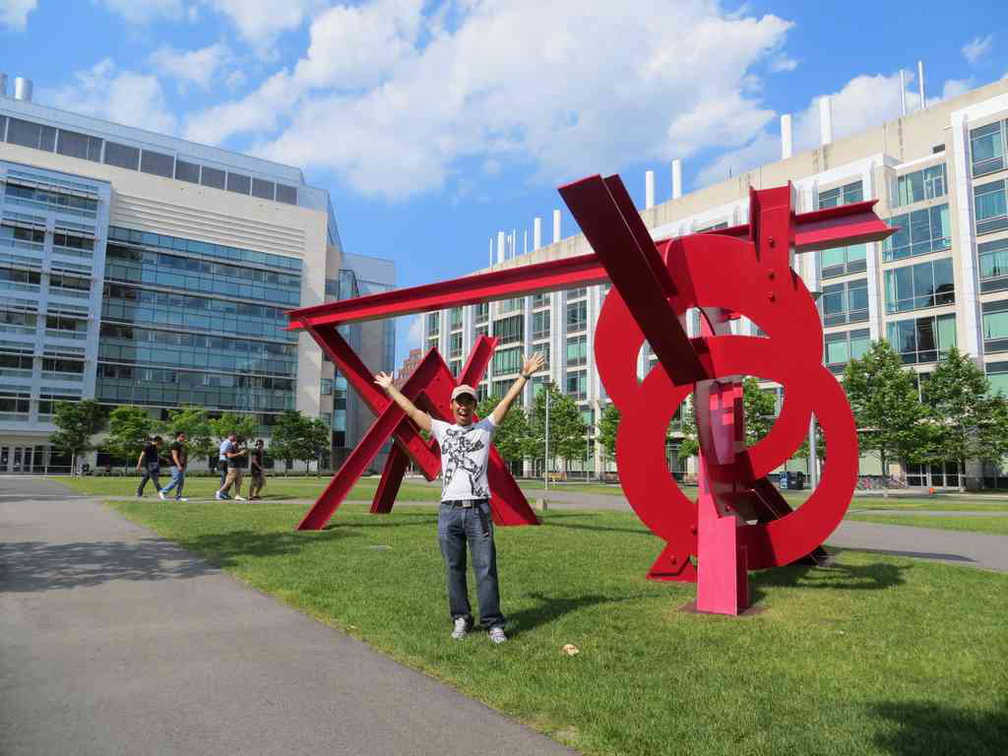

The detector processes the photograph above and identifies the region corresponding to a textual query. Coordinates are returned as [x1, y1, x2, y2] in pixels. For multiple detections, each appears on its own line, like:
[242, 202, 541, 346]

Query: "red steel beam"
[288, 197, 893, 331]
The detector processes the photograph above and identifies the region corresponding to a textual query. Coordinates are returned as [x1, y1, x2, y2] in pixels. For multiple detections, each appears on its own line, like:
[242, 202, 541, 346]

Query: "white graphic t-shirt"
[430, 417, 497, 501]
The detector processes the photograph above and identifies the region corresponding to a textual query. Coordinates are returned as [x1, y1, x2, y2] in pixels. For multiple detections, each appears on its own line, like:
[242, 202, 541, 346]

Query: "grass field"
[848, 514, 1008, 536]
[107, 498, 1008, 756]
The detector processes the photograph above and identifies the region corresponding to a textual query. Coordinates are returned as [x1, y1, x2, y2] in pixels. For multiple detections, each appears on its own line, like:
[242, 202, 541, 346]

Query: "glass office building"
[0, 85, 394, 472]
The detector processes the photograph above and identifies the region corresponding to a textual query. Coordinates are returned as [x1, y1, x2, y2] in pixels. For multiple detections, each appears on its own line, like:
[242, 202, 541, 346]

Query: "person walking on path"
[158, 432, 189, 502]
[374, 352, 545, 645]
[248, 439, 266, 500]
[135, 436, 164, 497]
[217, 433, 234, 491]
[216, 436, 248, 501]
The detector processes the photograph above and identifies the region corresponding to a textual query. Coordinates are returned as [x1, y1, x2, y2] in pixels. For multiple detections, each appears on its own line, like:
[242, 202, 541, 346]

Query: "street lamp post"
[544, 387, 550, 491]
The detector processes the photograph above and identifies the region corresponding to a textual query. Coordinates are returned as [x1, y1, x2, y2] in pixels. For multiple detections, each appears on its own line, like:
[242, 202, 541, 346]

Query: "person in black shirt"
[158, 432, 189, 502]
[248, 439, 266, 500]
[216, 436, 249, 501]
[135, 436, 163, 497]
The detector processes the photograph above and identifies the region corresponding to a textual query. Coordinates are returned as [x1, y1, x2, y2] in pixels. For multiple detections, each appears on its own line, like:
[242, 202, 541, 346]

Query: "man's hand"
[374, 372, 394, 391]
[522, 353, 545, 376]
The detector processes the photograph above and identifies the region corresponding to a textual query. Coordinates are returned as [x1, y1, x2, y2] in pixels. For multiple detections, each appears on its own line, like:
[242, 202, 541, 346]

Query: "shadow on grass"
[507, 591, 627, 637]
[751, 554, 909, 596]
[321, 512, 439, 531]
[538, 512, 652, 537]
[0, 539, 214, 591]
[868, 700, 1008, 755]
[177, 528, 355, 569]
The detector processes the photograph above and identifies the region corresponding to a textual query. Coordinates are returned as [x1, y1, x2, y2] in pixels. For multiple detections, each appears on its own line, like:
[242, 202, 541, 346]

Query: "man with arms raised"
[374, 352, 544, 644]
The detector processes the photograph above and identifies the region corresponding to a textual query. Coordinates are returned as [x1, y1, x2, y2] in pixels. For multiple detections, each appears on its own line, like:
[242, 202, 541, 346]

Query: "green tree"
[477, 394, 529, 464]
[527, 382, 586, 476]
[677, 377, 775, 460]
[50, 399, 107, 476]
[843, 339, 927, 485]
[597, 403, 620, 463]
[103, 405, 158, 471]
[164, 406, 214, 467]
[920, 347, 1008, 490]
[269, 410, 331, 475]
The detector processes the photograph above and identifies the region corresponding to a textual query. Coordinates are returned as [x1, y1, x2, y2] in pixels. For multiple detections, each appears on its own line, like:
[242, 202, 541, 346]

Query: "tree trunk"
[959, 457, 965, 493]
[71, 453, 76, 477]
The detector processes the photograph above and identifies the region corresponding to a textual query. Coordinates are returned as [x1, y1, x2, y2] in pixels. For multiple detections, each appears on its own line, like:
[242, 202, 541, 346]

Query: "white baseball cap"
[451, 384, 477, 402]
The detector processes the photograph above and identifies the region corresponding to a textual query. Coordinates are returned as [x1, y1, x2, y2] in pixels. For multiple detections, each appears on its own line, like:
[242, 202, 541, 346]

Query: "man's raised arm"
[491, 353, 545, 426]
[374, 372, 432, 432]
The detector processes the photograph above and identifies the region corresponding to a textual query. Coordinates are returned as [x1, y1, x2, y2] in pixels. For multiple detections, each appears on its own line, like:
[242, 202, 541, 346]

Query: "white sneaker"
[214, 491, 224, 500]
[488, 627, 507, 645]
[158, 491, 166, 500]
[176, 498, 188, 502]
[234, 495, 247, 501]
[451, 617, 468, 640]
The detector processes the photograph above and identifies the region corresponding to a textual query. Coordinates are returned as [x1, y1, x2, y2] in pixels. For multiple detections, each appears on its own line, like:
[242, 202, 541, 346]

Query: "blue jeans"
[137, 463, 161, 496]
[437, 501, 504, 629]
[160, 467, 186, 499]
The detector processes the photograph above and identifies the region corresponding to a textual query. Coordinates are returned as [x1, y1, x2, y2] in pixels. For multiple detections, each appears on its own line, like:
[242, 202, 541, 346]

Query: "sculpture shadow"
[867, 699, 1008, 755]
[539, 512, 654, 537]
[506, 590, 627, 638]
[750, 552, 909, 598]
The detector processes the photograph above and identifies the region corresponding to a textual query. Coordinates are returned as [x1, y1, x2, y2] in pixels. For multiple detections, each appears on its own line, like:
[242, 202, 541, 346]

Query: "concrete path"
[847, 509, 1008, 517]
[0, 478, 575, 756]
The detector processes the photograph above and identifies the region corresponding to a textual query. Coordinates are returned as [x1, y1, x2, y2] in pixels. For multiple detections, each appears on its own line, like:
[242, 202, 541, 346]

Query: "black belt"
[443, 498, 489, 508]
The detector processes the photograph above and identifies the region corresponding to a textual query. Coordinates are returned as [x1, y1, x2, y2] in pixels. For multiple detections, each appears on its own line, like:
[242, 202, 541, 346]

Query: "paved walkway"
[0, 478, 574, 756]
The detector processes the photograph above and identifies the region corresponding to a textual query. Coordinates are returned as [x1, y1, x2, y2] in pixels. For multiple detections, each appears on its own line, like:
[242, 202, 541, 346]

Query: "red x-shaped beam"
[296, 327, 537, 530]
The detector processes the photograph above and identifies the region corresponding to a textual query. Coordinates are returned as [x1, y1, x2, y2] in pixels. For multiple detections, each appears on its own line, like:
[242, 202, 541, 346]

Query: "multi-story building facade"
[423, 77, 1008, 489]
[0, 78, 393, 472]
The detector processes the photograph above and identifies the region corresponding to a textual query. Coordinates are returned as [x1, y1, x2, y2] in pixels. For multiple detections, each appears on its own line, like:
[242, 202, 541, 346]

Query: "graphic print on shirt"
[441, 427, 489, 499]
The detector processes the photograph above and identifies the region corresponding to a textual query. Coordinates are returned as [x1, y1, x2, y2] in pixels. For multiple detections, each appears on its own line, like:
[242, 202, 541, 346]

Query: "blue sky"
[2, 0, 1006, 363]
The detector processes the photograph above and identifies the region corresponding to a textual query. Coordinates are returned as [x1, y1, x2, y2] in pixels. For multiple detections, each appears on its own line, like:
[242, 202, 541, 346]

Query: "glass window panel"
[971, 125, 1004, 175]
[979, 239, 1008, 281]
[226, 172, 251, 195]
[820, 248, 846, 269]
[56, 129, 103, 161]
[276, 184, 297, 204]
[984, 310, 1008, 340]
[936, 314, 956, 353]
[913, 262, 935, 308]
[104, 141, 140, 170]
[251, 178, 275, 200]
[975, 183, 1007, 222]
[824, 334, 848, 364]
[933, 258, 955, 304]
[200, 166, 226, 189]
[909, 208, 932, 243]
[847, 244, 867, 264]
[916, 317, 936, 354]
[849, 330, 871, 360]
[895, 266, 914, 311]
[140, 149, 174, 178]
[848, 281, 869, 313]
[174, 160, 200, 183]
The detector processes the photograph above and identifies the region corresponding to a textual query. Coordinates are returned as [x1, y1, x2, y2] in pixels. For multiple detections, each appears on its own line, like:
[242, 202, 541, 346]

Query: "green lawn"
[848, 514, 1008, 536]
[107, 498, 1008, 756]
[850, 498, 1008, 512]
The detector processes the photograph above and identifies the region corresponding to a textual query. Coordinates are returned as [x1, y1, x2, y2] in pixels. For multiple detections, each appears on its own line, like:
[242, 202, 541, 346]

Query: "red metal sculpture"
[287, 174, 891, 615]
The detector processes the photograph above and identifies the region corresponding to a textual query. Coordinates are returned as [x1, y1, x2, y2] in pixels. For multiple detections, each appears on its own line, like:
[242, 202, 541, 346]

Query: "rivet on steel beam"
[767, 269, 776, 280]
[768, 292, 776, 302]
[768, 236, 776, 247]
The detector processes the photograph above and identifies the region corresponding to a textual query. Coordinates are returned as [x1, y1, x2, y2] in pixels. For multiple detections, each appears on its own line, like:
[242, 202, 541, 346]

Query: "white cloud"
[94, 0, 184, 24]
[150, 43, 233, 91]
[769, 54, 798, 72]
[962, 35, 993, 65]
[201, 0, 324, 46]
[48, 59, 178, 135]
[184, 0, 796, 200]
[406, 315, 422, 350]
[0, 0, 37, 30]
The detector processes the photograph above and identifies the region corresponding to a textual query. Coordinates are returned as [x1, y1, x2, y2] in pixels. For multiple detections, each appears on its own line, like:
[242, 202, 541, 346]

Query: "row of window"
[4, 181, 98, 217]
[887, 313, 957, 364]
[883, 258, 955, 314]
[984, 299, 1008, 353]
[108, 226, 301, 272]
[975, 179, 1008, 235]
[883, 204, 951, 262]
[821, 280, 869, 326]
[892, 163, 947, 208]
[2, 115, 298, 205]
[980, 237, 1008, 294]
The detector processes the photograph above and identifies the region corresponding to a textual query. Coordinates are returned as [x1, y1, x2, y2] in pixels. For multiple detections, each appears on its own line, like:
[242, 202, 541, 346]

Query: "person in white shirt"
[374, 352, 544, 644]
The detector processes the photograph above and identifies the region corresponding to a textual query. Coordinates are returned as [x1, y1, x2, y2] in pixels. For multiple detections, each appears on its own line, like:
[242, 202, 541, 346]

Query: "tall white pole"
[780, 114, 793, 159]
[645, 170, 655, 209]
[808, 417, 819, 489]
[533, 217, 542, 250]
[899, 69, 907, 116]
[552, 209, 561, 243]
[917, 60, 926, 109]
[671, 159, 683, 199]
